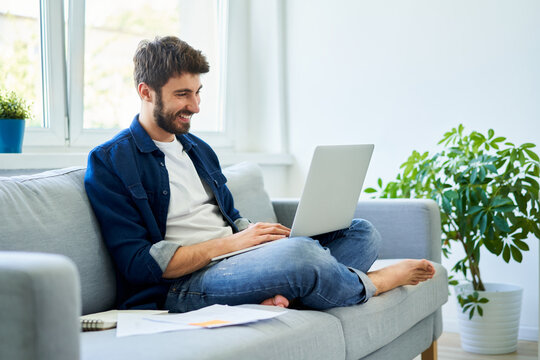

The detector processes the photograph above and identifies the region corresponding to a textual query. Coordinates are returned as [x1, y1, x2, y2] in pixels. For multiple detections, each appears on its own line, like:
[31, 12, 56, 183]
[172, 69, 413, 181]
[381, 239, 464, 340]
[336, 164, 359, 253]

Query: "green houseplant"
[365, 125, 540, 319]
[0, 89, 32, 153]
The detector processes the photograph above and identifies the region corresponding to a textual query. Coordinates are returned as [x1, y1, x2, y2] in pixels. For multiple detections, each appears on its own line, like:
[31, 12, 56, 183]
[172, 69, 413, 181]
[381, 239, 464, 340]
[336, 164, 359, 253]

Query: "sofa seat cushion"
[324, 260, 448, 360]
[81, 306, 345, 360]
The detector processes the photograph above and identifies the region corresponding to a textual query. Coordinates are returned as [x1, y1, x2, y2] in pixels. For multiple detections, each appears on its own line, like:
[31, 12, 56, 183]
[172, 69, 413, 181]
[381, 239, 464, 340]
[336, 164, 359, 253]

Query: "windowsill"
[0, 151, 294, 170]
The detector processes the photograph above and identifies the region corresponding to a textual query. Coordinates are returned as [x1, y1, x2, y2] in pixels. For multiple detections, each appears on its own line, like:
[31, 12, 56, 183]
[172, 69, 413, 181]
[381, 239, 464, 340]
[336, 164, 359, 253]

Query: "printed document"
[116, 305, 286, 337]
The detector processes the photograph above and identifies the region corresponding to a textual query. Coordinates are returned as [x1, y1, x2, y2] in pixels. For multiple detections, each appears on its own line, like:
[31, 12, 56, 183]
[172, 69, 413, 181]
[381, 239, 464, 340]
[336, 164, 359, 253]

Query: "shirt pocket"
[128, 183, 153, 203]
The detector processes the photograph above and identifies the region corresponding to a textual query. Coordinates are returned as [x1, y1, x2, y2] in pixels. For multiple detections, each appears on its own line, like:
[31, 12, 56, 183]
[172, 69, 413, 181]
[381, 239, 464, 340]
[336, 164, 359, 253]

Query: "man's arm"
[162, 222, 290, 278]
[85, 146, 166, 285]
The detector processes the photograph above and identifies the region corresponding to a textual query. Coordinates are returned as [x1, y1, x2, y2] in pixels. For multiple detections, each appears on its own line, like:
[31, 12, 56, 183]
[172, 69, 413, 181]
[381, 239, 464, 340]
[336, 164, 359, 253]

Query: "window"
[1, 0, 229, 149]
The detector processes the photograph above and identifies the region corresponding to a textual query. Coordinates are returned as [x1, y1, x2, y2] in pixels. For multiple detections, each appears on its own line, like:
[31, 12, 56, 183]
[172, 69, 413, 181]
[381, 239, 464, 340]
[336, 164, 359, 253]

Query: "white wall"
[282, 0, 540, 340]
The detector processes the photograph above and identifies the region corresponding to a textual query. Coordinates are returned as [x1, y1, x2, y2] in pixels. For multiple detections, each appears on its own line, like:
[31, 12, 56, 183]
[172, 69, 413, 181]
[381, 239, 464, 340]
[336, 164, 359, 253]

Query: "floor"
[412, 332, 538, 360]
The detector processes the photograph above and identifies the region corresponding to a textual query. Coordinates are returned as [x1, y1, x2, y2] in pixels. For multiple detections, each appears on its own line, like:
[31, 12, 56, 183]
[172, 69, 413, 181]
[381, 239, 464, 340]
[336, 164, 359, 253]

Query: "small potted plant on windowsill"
[0, 90, 33, 153]
[365, 125, 540, 355]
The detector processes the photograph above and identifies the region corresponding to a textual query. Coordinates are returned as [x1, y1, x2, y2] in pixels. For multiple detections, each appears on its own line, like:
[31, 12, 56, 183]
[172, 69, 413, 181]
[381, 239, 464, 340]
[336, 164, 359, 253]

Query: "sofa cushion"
[81, 306, 346, 360]
[222, 162, 278, 223]
[0, 167, 116, 314]
[324, 260, 448, 360]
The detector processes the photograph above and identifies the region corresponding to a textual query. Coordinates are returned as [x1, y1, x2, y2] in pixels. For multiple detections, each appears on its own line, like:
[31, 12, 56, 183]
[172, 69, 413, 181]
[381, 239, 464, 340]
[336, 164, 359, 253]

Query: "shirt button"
[160, 162, 165, 167]
[162, 190, 168, 195]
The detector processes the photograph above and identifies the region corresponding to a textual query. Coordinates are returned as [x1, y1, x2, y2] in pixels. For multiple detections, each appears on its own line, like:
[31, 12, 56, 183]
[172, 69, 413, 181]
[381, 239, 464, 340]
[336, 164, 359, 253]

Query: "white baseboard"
[443, 319, 538, 342]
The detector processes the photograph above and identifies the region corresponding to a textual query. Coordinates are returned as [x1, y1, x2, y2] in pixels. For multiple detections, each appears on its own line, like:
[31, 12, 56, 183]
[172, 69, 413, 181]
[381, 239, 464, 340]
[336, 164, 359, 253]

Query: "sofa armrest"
[0, 252, 81, 360]
[272, 198, 441, 262]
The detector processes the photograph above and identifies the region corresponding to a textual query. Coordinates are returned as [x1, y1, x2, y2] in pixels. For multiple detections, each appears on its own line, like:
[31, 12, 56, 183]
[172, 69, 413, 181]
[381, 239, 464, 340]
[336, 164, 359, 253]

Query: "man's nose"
[187, 94, 200, 113]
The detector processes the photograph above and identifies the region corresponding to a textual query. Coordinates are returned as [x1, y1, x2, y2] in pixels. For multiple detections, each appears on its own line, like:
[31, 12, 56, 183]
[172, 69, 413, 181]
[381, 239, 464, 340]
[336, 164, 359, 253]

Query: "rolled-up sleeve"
[149, 241, 182, 272]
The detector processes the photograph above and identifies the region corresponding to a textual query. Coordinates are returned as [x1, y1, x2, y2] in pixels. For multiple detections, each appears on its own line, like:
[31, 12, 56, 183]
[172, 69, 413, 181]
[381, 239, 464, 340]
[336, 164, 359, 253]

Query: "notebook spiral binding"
[81, 319, 105, 331]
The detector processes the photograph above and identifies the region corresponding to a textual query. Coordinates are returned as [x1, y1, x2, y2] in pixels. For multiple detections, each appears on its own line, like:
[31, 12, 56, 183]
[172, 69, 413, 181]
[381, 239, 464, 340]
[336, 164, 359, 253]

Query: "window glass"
[0, 0, 43, 127]
[83, 0, 223, 132]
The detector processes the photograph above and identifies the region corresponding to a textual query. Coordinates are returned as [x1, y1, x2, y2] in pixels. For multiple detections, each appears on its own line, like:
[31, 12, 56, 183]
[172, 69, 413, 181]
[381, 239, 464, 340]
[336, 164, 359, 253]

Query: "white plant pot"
[455, 282, 523, 355]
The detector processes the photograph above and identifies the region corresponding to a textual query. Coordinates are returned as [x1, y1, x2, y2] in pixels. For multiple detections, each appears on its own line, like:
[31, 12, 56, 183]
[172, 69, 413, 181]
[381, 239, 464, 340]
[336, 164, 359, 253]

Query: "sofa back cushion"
[222, 162, 277, 223]
[0, 162, 275, 314]
[0, 167, 116, 314]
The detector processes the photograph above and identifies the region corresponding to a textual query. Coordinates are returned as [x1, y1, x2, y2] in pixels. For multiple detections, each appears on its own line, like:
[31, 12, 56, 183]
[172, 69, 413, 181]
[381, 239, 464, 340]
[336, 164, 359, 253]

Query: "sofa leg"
[421, 340, 437, 360]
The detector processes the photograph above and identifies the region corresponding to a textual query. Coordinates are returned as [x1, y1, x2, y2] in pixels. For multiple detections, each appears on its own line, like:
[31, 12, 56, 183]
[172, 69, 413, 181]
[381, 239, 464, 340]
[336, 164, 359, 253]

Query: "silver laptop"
[211, 144, 374, 261]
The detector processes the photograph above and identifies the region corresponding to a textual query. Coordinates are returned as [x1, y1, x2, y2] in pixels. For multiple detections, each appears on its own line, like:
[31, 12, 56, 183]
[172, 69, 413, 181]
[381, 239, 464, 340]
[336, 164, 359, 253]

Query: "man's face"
[152, 73, 202, 135]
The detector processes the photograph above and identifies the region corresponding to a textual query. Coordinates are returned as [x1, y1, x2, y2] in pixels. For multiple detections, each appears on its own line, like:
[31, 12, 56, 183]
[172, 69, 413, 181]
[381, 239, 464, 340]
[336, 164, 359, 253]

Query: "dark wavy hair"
[133, 36, 210, 92]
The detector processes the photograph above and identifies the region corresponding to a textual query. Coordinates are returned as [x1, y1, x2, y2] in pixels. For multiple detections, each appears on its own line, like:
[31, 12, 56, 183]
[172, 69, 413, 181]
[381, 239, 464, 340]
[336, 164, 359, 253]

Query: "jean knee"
[278, 237, 331, 270]
[283, 237, 325, 256]
[350, 218, 382, 252]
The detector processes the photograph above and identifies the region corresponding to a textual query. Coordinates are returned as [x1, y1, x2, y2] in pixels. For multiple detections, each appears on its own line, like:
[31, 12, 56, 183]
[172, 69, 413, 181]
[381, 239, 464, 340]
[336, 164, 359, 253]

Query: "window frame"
[23, 0, 67, 147]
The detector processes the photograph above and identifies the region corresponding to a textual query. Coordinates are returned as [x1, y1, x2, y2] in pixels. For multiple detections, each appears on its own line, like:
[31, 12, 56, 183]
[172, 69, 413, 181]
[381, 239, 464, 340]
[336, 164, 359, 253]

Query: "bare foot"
[260, 294, 289, 308]
[367, 259, 435, 296]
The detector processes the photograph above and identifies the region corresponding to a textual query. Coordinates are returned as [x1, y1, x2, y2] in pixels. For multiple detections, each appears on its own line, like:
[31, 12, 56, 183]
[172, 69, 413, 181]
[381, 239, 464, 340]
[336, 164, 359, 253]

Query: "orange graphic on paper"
[189, 319, 231, 327]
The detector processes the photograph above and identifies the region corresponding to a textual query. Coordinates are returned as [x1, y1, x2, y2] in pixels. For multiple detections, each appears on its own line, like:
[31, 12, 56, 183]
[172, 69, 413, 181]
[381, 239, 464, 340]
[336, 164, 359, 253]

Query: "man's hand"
[228, 222, 291, 251]
[162, 222, 290, 279]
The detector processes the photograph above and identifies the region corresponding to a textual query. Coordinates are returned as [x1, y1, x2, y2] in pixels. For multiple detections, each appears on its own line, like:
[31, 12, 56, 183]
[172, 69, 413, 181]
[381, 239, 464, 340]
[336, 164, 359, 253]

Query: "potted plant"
[365, 125, 540, 354]
[0, 89, 33, 153]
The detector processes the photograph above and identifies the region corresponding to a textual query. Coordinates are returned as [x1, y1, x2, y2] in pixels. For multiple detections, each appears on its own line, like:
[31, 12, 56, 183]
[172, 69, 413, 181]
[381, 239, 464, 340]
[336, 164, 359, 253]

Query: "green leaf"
[503, 245, 511, 263]
[491, 197, 513, 208]
[479, 166, 486, 181]
[488, 129, 494, 139]
[471, 168, 478, 183]
[511, 245, 523, 263]
[495, 205, 517, 213]
[493, 215, 511, 233]
[444, 190, 459, 200]
[513, 239, 530, 251]
[472, 211, 484, 228]
[479, 214, 488, 234]
[478, 306, 483, 317]
[469, 307, 475, 320]
[364, 187, 377, 194]
[523, 177, 540, 192]
[524, 149, 539, 162]
[467, 206, 484, 215]
[442, 196, 452, 214]
[521, 143, 536, 149]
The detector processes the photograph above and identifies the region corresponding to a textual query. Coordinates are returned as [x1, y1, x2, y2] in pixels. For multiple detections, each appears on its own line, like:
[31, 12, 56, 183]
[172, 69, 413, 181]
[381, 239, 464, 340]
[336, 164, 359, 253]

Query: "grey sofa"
[0, 163, 448, 360]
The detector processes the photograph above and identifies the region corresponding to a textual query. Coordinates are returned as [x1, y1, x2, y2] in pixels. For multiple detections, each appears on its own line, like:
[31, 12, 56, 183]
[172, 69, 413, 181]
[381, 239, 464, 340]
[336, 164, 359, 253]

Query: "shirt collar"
[177, 133, 195, 152]
[130, 115, 158, 153]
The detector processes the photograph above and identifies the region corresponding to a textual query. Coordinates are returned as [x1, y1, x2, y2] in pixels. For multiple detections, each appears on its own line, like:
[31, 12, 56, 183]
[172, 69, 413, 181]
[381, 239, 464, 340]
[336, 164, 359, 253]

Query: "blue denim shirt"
[84, 115, 242, 309]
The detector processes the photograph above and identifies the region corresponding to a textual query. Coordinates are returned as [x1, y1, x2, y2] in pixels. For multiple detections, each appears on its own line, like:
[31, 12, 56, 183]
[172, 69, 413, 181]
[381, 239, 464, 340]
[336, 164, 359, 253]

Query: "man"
[84, 36, 435, 312]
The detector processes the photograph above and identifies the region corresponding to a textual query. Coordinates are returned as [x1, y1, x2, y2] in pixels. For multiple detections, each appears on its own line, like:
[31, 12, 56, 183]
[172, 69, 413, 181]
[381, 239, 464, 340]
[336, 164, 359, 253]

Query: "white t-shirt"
[153, 138, 233, 247]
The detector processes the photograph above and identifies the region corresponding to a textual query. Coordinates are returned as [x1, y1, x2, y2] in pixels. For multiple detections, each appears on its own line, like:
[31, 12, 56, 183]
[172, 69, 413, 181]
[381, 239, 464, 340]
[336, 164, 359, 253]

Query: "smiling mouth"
[176, 112, 193, 123]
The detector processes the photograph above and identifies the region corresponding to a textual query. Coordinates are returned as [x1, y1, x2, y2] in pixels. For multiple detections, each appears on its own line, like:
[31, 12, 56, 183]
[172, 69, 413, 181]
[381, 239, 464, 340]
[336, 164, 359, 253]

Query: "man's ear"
[138, 82, 153, 102]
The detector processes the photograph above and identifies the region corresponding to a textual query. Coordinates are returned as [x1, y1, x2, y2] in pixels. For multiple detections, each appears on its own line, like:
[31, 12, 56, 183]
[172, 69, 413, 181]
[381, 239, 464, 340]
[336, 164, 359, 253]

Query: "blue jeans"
[165, 219, 381, 313]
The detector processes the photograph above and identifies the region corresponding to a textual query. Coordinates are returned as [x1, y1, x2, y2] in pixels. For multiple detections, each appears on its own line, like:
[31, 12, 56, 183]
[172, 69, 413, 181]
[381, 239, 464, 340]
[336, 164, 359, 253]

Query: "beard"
[153, 91, 191, 135]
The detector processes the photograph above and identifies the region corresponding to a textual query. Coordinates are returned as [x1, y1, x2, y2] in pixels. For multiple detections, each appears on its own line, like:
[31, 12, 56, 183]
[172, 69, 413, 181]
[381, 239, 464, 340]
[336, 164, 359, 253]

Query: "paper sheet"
[117, 305, 285, 337]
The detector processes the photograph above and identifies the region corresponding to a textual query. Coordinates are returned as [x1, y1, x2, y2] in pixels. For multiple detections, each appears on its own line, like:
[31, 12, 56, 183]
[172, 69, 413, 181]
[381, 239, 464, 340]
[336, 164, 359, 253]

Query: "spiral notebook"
[80, 309, 168, 331]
